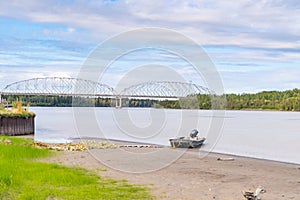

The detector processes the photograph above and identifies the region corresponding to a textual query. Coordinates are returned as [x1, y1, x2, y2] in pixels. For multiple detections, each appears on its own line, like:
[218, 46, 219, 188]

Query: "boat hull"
[169, 138, 205, 148]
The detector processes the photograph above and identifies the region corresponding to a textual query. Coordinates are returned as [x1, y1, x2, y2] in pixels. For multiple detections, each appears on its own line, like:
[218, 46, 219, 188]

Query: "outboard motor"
[190, 129, 198, 138]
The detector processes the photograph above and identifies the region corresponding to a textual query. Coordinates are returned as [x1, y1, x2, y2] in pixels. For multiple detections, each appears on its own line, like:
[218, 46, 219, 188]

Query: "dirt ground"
[42, 147, 300, 200]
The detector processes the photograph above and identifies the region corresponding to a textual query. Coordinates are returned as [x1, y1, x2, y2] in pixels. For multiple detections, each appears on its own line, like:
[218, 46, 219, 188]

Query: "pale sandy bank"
[43, 146, 300, 200]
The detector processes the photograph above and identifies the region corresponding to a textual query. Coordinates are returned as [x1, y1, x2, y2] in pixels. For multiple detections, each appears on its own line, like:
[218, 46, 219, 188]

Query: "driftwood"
[34, 141, 118, 151]
[119, 145, 160, 148]
[33, 141, 160, 151]
[243, 186, 266, 200]
[217, 157, 235, 161]
[34, 142, 88, 151]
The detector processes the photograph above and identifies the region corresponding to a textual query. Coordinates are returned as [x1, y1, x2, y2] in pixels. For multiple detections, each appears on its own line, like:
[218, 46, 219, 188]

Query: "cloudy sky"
[0, 0, 299, 93]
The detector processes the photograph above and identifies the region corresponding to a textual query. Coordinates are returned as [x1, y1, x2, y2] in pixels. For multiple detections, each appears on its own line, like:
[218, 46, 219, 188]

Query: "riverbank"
[43, 146, 300, 200]
[0, 136, 152, 199]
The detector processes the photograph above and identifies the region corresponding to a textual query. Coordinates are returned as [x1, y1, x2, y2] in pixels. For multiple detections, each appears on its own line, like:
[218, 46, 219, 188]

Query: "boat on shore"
[169, 129, 205, 148]
[169, 137, 205, 148]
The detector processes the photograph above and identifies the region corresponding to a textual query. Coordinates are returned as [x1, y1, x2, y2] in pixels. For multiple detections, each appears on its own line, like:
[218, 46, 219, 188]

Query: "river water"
[31, 107, 300, 164]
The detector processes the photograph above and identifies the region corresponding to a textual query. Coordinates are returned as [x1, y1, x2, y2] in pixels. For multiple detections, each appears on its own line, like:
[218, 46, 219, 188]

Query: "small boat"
[169, 129, 205, 148]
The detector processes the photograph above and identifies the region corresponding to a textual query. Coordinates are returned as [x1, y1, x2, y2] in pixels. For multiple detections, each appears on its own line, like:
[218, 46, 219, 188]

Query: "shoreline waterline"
[30, 107, 300, 165]
[31, 135, 300, 166]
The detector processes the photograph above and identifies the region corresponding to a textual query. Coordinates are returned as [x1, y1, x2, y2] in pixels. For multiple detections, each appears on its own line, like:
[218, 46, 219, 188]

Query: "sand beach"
[43, 145, 300, 200]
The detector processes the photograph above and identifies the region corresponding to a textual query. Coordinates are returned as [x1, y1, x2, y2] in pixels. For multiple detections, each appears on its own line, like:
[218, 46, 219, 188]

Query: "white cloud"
[0, 0, 299, 93]
[0, 0, 299, 48]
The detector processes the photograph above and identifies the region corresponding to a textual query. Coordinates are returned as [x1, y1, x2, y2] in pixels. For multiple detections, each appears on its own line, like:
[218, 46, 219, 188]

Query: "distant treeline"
[150, 88, 300, 111]
[226, 88, 300, 111]
[2, 95, 157, 108]
[2, 88, 300, 111]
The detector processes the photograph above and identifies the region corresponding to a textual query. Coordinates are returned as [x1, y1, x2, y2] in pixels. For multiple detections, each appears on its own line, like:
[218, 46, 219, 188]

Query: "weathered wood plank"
[0, 117, 34, 136]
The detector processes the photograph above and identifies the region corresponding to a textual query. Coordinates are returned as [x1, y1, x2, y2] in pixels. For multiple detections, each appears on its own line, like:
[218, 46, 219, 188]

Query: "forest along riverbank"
[43, 146, 300, 200]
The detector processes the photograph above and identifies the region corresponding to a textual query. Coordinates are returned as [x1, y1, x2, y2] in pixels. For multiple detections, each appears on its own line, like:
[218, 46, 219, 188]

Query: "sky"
[0, 0, 299, 93]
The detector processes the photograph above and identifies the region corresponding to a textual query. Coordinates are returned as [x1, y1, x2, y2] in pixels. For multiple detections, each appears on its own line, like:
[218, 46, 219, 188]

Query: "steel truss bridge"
[0, 77, 211, 107]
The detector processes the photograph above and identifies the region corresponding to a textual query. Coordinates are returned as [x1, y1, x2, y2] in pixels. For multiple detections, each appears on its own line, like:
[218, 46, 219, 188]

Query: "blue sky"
[0, 0, 299, 93]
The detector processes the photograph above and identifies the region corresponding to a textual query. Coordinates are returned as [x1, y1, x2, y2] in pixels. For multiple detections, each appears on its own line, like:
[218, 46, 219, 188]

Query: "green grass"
[0, 136, 152, 200]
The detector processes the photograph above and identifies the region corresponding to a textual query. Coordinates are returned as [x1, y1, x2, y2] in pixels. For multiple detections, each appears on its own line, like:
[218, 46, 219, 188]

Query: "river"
[30, 107, 300, 164]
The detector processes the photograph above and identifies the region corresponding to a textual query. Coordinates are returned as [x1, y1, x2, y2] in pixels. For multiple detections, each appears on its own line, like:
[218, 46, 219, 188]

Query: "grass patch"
[0, 136, 152, 200]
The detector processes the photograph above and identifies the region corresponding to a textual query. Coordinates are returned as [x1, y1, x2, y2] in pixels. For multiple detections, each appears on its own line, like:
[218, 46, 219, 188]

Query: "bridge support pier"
[115, 97, 122, 108]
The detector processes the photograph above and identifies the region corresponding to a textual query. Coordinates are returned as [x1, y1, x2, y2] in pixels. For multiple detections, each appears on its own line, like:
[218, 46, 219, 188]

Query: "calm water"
[31, 107, 300, 164]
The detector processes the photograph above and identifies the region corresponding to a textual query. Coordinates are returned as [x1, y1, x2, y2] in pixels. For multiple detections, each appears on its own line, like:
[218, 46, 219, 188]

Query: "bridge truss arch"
[1, 77, 114, 97]
[119, 81, 212, 99]
[0, 78, 213, 108]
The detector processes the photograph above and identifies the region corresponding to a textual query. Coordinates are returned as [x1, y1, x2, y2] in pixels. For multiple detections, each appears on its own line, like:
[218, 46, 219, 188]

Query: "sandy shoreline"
[42, 145, 300, 200]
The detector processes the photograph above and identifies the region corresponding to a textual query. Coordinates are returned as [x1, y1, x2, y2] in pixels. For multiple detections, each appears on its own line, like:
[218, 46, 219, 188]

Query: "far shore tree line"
[2, 88, 300, 111]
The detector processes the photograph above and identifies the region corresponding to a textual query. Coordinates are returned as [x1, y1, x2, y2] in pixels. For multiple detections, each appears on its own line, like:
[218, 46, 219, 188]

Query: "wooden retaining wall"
[0, 117, 34, 136]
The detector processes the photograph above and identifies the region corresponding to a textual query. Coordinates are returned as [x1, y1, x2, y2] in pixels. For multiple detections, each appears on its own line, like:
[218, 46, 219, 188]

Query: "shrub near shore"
[0, 100, 35, 118]
[0, 136, 152, 200]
